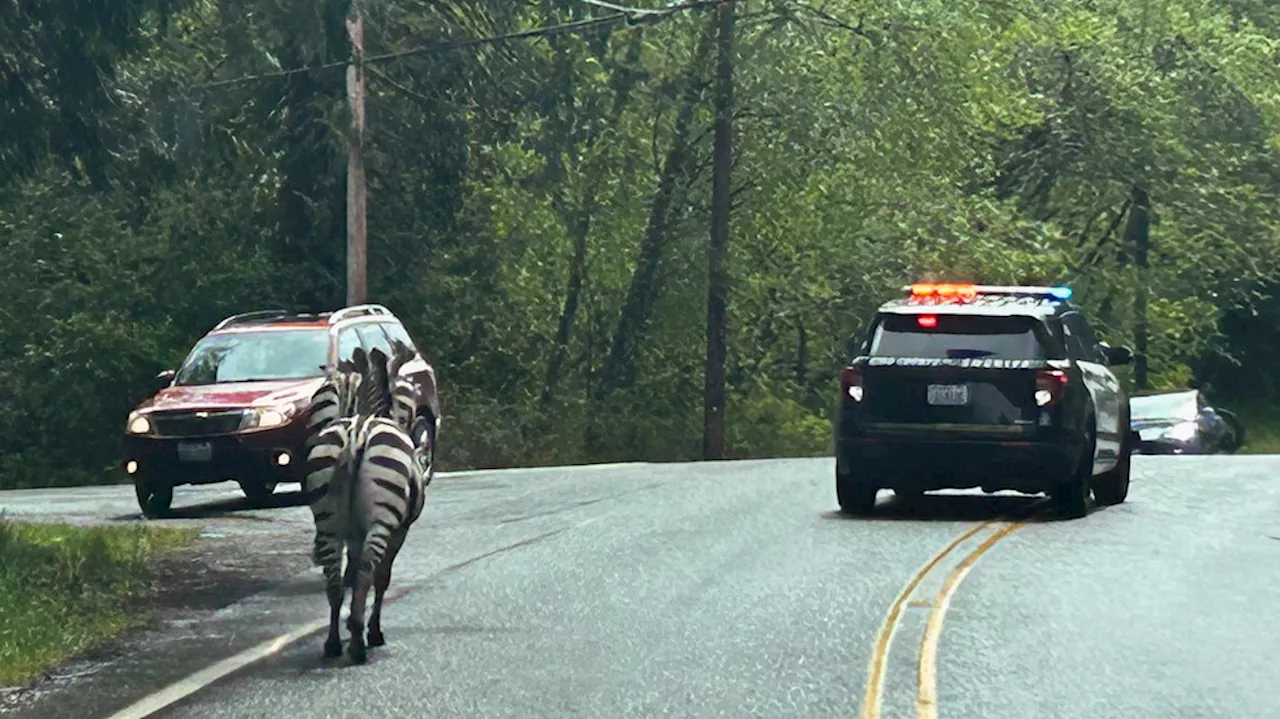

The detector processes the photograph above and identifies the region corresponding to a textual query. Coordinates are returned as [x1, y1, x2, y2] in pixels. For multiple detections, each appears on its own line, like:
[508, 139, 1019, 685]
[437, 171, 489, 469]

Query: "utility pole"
[345, 0, 368, 306]
[703, 0, 735, 460]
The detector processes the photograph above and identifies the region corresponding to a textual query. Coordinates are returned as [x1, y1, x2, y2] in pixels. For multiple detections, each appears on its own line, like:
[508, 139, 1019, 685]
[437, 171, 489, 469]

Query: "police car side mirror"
[1098, 342, 1133, 366]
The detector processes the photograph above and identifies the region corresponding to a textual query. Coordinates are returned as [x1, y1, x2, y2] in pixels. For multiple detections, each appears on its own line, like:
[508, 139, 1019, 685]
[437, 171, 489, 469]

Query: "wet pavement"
[2, 457, 1279, 718]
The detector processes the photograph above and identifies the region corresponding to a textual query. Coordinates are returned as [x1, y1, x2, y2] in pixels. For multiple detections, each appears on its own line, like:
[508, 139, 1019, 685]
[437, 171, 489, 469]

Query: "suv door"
[1060, 311, 1123, 467]
[371, 319, 441, 434]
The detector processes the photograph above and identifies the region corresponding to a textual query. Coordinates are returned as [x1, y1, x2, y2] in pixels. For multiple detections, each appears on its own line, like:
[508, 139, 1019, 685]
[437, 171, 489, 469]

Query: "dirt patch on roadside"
[1, 526, 314, 717]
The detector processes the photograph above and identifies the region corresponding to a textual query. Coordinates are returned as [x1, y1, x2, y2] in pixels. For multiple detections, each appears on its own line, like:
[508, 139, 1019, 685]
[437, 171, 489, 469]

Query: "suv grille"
[151, 410, 249, 437]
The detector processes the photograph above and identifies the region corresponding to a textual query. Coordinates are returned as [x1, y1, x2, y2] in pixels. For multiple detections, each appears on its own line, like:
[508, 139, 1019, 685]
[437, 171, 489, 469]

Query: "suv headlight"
[241, 402, 302, 431]
[126, 411, 153, 435]
[1164, 421, 1197, 442]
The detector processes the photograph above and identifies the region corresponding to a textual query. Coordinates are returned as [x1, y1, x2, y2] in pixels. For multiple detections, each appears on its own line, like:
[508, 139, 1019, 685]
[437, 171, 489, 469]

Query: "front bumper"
[1136, 438, 1199, 455]
[123, 423, 308, 488]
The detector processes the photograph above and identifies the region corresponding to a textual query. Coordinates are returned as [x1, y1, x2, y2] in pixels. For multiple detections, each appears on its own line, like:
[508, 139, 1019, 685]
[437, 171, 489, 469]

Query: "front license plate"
[926, 384, 969, 406]
[177, 441, 213, 462]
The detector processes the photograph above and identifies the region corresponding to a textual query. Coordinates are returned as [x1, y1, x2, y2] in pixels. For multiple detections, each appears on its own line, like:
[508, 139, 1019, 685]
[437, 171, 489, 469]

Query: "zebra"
[304, 346, 427, 664]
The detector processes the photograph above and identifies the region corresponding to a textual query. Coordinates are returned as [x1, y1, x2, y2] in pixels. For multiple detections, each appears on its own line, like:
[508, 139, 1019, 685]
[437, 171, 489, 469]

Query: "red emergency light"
[908, 283, 979, 302]
[917, 314, 938, 328]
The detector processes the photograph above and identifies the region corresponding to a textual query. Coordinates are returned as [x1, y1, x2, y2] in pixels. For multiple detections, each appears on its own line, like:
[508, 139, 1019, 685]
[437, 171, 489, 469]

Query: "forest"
[3, 0, 1280, 489]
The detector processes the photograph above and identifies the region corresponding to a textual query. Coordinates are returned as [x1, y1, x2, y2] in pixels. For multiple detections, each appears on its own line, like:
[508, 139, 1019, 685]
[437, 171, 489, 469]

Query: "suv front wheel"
[135, 479, 174, 518]
[239, 480, 277, 507]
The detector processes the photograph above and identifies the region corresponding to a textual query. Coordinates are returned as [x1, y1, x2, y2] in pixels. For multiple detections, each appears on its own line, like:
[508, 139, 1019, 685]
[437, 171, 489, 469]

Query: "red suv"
[123, 305, 441, 517]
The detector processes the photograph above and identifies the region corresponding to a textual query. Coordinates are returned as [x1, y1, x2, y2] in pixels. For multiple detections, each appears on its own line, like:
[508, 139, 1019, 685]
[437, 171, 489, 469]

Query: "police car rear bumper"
[836, 428, 1082, 494]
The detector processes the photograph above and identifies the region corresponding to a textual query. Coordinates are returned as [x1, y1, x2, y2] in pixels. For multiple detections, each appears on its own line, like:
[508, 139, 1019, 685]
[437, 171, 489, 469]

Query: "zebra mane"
[325, 356, 362, 419]
[387, 339, 414, 379]
[353, 345, 391, 417]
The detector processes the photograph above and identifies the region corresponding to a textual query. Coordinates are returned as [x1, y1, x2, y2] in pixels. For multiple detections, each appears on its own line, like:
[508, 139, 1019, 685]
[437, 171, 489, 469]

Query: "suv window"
[337, 326, 363, 365]
[174, 329, 329, 386]
[379, 320, 418, 355]
[869, 314, 1054, 360]
[1060, 312, 1098, 362]
[356, 322, 393, 358]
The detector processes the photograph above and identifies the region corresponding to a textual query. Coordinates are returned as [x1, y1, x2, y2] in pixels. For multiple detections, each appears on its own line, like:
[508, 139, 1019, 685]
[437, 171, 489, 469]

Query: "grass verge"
[0, 519, 196, 687]
[1223, 400, 1280, 454]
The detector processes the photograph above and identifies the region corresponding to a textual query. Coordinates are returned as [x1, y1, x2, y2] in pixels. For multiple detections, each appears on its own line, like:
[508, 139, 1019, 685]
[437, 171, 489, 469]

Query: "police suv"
[835, 283, 1137, 519]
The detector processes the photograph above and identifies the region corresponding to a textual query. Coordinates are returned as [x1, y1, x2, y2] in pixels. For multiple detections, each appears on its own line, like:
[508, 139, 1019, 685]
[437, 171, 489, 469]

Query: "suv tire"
[239, 480, 277, 507]
[836, 467, 877, 515]
[135, 480, 174, 519]
[1054, 419, 1095, 520]
[1094, 412, 1132, 506]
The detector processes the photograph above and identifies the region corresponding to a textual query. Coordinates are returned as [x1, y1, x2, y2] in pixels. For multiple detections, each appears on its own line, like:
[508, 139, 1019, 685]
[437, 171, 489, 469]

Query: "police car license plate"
[177, 441, 213, 462]
[926, 384, 968, 406]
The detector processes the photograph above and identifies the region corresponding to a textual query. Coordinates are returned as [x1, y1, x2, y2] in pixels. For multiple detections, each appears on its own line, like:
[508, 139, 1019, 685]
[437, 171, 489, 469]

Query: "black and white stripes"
[303, 346, 428, 664]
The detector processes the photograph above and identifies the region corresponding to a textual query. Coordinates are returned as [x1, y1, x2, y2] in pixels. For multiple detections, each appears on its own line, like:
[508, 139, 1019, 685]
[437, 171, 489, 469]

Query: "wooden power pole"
[703, 0, 735, 460]
[345, 0, 368, 306]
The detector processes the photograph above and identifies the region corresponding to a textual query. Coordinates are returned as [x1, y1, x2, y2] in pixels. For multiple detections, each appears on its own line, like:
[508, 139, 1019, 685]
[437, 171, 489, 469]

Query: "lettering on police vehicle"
[866, 357, 1049, 369]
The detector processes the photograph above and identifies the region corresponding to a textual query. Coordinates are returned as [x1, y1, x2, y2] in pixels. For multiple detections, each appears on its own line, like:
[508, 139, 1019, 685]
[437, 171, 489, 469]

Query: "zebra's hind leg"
[346, 558, 373, 665]
[320, 552, 344, 658]
[367, 527, 408, 648]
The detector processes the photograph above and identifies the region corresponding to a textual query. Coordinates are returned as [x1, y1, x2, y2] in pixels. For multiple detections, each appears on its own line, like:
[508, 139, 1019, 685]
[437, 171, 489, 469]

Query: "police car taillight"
[840, 367, 864, 402]
[1034, 369, 1068, 407]
[917, 314, 938, 328]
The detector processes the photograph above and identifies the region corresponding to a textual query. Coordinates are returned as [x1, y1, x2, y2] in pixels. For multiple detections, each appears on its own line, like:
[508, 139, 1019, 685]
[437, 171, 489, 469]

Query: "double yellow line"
[860, 503, 1045, 719]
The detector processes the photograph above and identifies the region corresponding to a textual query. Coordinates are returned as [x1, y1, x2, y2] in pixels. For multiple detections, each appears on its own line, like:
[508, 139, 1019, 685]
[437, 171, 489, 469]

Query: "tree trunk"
[540, 200, 593, 409]
[702, 1, 735, 461]
[1121, 184, 1151, 389]
[540, 35, 644, 412]
[598, 21, 715, 395]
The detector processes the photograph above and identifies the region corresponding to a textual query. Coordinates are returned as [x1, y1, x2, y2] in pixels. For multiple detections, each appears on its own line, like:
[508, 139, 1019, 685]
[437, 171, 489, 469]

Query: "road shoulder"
[1, 527, 315, 719]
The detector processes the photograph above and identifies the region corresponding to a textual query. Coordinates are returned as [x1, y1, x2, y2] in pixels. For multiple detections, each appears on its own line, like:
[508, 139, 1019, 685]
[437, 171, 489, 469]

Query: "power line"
[577, 0, 682, 16]
[189, 1, 724, 93]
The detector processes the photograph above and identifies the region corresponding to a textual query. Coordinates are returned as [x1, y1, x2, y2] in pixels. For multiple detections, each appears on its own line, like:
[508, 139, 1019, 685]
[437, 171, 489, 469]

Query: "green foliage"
[0, 519, 195, 686]
[3, 0, 1280, 486]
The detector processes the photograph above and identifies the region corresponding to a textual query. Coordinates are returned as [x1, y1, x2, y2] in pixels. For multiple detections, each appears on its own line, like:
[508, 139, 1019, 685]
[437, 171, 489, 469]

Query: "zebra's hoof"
[348, 643, 368, 665]
[323, 638, 343, 658]
[367, 630, 386, 648]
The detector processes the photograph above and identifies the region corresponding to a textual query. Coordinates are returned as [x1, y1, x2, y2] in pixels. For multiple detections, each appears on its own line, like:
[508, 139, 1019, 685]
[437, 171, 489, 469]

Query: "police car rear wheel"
[1054, 421, 1095, 520]
[836, 472, 877, 515]
[1094, 411, 1132, 506]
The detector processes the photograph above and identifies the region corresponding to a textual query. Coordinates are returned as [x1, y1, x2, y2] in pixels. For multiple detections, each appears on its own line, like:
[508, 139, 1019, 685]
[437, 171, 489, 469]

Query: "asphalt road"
[4, 456, 1280, 718]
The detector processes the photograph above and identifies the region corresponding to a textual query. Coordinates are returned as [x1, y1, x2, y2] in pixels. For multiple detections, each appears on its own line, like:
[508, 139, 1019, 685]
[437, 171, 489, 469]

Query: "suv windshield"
[1130, 392, 1198, 421]
[869, 314, 1049, 360]
[174, 329, 329, 386]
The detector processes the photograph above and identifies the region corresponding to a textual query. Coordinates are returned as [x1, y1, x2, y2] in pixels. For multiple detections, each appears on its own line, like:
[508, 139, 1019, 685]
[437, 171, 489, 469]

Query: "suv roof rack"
[213, 309, 292, 330]
[213, 309, 331, 330]
[328, 304, 393, 325]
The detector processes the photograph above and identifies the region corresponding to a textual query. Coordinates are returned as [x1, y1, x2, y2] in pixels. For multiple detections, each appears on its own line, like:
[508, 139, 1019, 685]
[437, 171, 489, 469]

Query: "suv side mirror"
[1097, 342, 1133, 366]
[154, 369, 176, 391]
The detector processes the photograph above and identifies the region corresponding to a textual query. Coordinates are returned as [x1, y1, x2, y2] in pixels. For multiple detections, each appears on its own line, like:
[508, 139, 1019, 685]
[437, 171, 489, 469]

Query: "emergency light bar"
[903, 283, 1073, 301]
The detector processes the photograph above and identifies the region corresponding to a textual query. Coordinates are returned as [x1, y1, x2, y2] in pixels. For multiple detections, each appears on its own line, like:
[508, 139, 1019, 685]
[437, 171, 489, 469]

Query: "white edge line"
[103, 619, 327, 719]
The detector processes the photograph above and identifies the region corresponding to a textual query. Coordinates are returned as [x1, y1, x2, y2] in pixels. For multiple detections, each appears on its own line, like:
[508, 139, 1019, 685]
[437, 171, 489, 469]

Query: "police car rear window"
[870, 314, 1048, 360]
